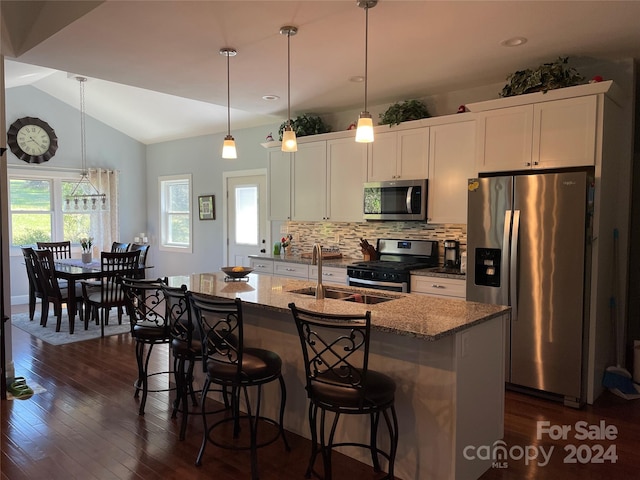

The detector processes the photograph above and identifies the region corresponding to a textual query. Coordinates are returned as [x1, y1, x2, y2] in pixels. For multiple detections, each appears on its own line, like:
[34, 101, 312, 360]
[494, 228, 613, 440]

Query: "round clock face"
[7, 116, 59, 164]
[17, 124, 51, 156]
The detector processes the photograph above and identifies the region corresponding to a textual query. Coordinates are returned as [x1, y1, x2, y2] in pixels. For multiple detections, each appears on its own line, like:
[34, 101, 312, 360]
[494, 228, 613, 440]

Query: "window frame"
[159, 174, 193, 253]
[7, 169, 88, 256]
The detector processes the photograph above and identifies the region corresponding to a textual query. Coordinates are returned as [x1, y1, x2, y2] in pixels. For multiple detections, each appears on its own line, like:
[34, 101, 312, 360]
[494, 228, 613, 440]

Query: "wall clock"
[7, 116, 59, 164]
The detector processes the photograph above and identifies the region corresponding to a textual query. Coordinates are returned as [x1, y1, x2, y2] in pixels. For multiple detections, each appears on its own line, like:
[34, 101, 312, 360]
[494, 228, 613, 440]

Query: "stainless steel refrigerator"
[466, 170, 593, 406]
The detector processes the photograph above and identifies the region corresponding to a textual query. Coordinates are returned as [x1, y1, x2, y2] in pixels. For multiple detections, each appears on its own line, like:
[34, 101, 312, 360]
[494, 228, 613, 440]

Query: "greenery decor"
[278, 114, 331, 140]
[80, 236, 93, 253]
[499, 57, 586, 97]
[379, 99, 431, 126]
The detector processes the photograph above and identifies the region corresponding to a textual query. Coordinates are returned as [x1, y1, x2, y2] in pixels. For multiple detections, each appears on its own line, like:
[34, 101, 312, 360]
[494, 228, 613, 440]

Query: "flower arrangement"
[80, 237, 93, 253]
[281, 234, 293, 250]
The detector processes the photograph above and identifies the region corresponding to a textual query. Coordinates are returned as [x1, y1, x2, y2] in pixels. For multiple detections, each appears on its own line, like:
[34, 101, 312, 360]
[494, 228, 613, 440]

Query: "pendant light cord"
[79, 77, 87, 174]
[226, 51, 231, 136]
[363, 4, 369, 113]
[287, 31, 292, 127]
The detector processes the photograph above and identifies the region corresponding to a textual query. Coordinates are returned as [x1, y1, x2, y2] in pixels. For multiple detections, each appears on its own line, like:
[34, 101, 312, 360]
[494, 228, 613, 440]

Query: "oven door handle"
[348, 276, 407, 292]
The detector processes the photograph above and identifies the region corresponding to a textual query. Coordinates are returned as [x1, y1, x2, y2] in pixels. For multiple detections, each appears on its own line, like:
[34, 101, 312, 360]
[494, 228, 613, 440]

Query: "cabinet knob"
[525, 162, 531, 166]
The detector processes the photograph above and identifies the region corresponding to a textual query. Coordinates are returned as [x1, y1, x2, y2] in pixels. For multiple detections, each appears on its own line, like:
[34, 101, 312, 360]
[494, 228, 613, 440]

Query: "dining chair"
[81, 250, 141, 336]
[36, 241, 72, 259]
[128, 243, 150, 278]
[34, 248, 85, 333]
[111, 241, 130, 253]
[21, 247, 47, 323]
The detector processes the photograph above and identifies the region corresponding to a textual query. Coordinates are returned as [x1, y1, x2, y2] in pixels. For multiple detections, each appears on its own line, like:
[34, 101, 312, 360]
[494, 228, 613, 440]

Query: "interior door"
[226, 173, 268, 267]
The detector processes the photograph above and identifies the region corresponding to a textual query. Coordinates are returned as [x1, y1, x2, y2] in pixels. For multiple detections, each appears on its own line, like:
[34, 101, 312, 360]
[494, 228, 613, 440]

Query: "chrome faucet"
[312, 243, 324, 299]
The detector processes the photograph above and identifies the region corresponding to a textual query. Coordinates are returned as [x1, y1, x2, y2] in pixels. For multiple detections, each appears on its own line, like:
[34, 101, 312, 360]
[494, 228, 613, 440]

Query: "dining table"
[53, 258, 102, 334]
[53, 257, 152, 334]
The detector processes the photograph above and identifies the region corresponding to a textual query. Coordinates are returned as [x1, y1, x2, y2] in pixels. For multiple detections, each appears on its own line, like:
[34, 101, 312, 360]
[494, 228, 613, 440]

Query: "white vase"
[81, 252, 92, 263]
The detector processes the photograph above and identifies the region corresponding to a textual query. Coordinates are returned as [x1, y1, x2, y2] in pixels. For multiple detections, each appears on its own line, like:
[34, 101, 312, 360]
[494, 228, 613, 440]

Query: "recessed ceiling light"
[500, 37, 527, 47]
[349, 76, 365, 83]
[262, 94, 280, 101]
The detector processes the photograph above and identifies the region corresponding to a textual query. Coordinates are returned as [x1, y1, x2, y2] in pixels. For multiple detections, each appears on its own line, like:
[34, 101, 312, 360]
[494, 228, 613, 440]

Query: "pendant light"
[65, 76, 106, 210]
[220, 47, 238, 159]
[355, 0, 377, 143]
[280, 25, 298, 152]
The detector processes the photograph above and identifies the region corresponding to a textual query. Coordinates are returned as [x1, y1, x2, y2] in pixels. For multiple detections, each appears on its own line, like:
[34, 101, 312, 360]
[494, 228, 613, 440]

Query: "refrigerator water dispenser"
[474, 248, 501, 287]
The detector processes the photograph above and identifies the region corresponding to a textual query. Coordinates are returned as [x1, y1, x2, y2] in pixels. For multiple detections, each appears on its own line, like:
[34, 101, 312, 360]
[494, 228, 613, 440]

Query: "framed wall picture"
[198, 195, 215, 220]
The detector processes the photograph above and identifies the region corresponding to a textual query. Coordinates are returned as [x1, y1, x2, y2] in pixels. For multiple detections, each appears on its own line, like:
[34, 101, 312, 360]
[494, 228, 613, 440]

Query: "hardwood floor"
[3, 304, 640, 479]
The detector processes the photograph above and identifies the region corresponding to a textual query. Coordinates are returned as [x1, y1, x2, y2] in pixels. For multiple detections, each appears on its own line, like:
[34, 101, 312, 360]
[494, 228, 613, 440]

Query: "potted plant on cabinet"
[278, 114, 331, 140]
[379, 99, 431, 126]
[499, 57, 586, 97]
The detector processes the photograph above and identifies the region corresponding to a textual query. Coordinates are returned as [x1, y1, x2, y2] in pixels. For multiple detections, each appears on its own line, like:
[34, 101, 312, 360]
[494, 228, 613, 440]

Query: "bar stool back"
[189, 292, 290, 479]
[121, 277, 172, 416]
[161, 284, 203, 440]
[289, 303, 398, 480]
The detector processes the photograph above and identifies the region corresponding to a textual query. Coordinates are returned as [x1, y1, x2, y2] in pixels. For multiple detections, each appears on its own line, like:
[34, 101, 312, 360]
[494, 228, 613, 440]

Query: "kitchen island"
[168, 272, 509, 480]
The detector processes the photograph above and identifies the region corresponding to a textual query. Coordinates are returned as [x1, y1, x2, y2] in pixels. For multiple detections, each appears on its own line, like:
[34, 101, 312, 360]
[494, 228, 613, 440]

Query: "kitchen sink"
[290, 287, 399, 305]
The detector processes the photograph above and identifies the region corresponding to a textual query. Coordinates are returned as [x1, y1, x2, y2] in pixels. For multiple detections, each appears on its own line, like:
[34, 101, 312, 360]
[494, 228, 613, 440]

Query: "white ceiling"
[3, 0, 640, 145]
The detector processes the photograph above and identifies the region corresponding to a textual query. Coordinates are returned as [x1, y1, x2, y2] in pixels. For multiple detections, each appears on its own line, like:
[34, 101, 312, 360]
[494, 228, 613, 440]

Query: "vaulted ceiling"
[3, 1, 640, 144]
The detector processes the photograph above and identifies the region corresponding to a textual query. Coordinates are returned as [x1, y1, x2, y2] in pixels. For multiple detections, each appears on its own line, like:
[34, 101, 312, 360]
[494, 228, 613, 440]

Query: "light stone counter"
[168, 271, 507, 341]
[248, 253, 358, 268]
[168, 271, 508, 480]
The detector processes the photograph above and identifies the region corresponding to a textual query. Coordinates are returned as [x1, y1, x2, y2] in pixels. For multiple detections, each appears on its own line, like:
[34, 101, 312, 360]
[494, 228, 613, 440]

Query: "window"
[235, 185, 258, 245]
[9, 173, 94, 250]
[159, 174, 192, 253]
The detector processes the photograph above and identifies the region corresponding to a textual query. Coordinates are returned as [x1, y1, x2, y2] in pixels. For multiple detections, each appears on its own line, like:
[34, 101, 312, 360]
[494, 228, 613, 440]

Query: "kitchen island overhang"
[168, 272, 509, 480]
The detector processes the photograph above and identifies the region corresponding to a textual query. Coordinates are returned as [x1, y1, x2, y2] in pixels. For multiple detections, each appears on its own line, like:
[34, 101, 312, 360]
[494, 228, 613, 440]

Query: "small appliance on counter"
[443, 240, 460, 270]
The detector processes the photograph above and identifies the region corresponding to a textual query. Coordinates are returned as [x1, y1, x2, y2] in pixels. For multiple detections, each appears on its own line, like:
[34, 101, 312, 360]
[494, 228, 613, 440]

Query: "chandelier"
[65, 76, 106, 210]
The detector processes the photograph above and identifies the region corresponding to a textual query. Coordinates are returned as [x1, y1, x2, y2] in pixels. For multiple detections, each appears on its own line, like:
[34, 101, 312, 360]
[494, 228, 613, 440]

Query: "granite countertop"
[168, 272, 508, 341]
[248, 253, 358, 268]
[411, 267, 467, 279]
[250, 254, 468, 278]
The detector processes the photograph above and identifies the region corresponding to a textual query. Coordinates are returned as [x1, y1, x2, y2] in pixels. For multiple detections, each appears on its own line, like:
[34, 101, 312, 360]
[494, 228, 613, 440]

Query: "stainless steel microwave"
[363, 179, 427, 221]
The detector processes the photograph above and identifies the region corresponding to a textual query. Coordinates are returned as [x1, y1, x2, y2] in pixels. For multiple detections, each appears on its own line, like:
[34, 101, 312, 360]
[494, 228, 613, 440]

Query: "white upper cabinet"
[368, 128, 429, 181]
[533, 95, 597, 169]
[326, 137, 367, 222]
[291, 141, 327, 221]
[269, 136, 366, 223]
[267, 149, 292, 220]
[476, 94, 598, 173]
[427, 120, 476, 224]
[476, 105, 534, 172]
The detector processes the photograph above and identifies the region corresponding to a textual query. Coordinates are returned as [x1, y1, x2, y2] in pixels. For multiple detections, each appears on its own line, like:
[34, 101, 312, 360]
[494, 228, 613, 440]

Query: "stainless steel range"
[347, 239, 439, 292]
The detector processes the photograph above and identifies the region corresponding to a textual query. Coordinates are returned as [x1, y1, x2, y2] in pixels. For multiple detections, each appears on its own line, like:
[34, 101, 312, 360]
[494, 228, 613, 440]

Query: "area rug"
[10, 312, 131, 345]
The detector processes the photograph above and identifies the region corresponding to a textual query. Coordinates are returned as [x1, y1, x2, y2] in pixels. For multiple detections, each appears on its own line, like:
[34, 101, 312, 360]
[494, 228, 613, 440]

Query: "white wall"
[144, 123, 281, 277]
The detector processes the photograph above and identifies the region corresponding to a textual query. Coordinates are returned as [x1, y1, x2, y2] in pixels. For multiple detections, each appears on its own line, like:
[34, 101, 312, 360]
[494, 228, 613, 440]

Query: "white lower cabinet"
[273, 261, 309, 279]
[411, 275, 466, 299]
[249, 258, 274, 275]
[309, 265, 348, 285]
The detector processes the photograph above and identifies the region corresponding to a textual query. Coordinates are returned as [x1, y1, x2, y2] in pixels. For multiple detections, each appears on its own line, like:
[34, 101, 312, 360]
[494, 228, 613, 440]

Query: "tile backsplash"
[282, 221, 466, 264]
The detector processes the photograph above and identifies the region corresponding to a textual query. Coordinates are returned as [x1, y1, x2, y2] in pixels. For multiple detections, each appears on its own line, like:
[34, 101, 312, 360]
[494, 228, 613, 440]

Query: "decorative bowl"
[221, 266, 254, 279]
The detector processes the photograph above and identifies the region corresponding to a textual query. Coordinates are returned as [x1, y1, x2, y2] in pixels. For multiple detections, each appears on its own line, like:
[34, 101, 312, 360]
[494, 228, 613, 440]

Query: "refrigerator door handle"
[510, 209, 520, 320]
